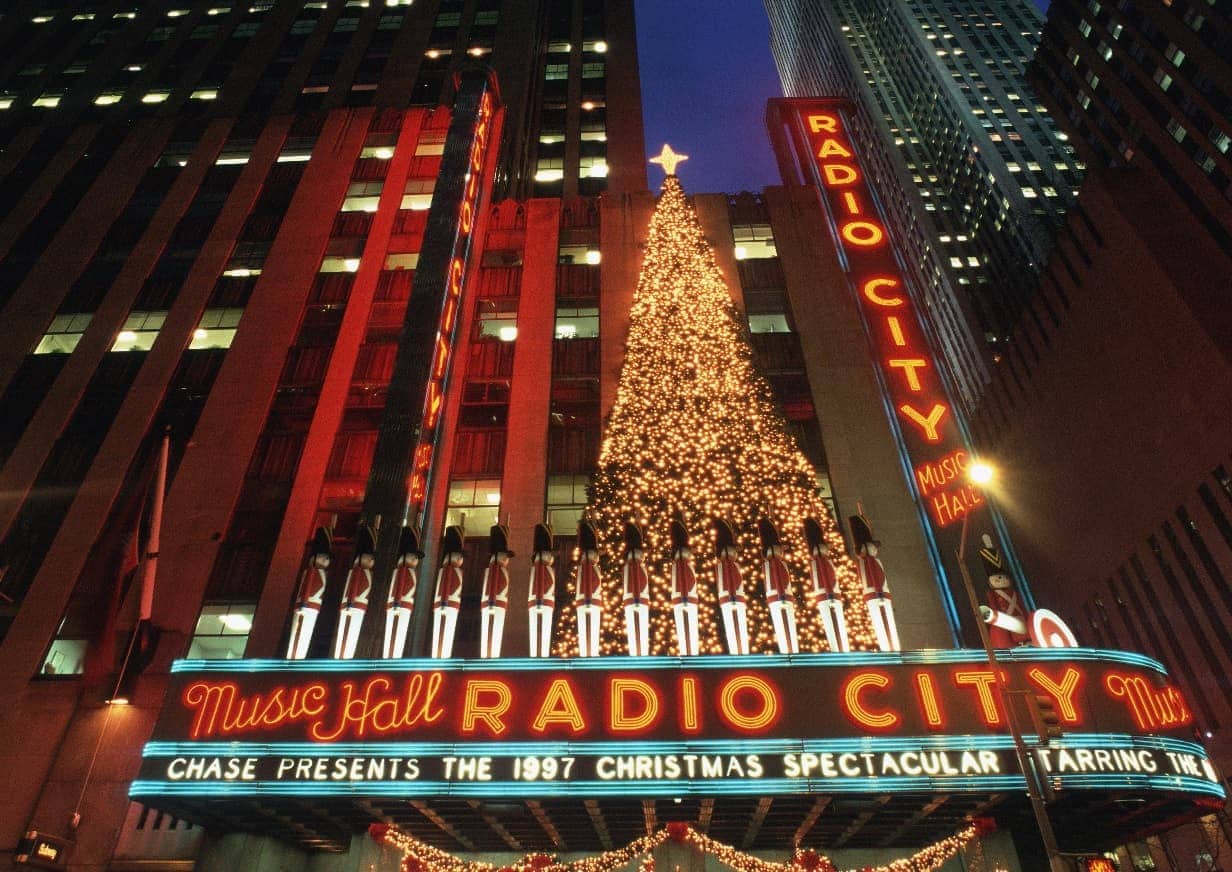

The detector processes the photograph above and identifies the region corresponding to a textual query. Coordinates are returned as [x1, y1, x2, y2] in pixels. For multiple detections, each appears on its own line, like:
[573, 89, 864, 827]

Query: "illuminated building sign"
[131, 649, 1223, 802]
[769, 101, 979, 530]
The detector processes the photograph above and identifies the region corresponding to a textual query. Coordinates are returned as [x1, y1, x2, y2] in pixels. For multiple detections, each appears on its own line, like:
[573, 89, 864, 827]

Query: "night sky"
[635, 0, 783, 195]
[634, 0, 1053, 195]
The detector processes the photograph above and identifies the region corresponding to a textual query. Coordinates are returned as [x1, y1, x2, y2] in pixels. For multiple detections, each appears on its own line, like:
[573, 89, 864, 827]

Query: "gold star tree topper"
[649, 143, 688, 176]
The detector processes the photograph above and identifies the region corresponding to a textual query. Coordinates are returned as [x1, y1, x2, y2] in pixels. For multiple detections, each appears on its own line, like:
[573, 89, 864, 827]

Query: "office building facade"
[765, 0, 1083, 409]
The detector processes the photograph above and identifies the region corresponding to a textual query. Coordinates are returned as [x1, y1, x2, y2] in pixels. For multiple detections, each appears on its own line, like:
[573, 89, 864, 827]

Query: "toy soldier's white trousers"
[866, 596, 901, 652]
[383, 607, 411, 659]
[529, 604, 553, 657]
[816, 599, 849, 653]
[287, 608, 318, 660]
[576, 603, 602, 657]
[673, 603, 699, 656]
[720, 602, 750, 655]
[480, 607, 505, 659]
[334, 607, 365, 660]
[769, 601, 799, 654]
[431, 606, 458, 659]
[980, 605, 1028, 636]
[624, 604, 649, 656]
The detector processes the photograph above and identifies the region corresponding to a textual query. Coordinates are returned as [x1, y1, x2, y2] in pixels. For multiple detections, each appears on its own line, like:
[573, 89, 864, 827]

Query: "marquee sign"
[131, 649, 1223, 802]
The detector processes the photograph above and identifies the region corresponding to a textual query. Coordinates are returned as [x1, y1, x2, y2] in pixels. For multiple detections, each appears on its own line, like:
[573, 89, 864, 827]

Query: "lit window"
[547, 40, 571, 53]
[342, 180, 383, 212]
[748, 313, 791, 333]
[1165, 43, 1186, 67]
[188, 603, 256, 659]
[477, 309, 519, 341]
[320, 257, 361, 273]
[142, 91, 170, 103]
[33, 313, 94, 354]
[191, 89, 219, 101]
[545, 63, 569, 81]
[578, 156, 608, 178]
[40, 632, 87, 676]
[190, 307, 243, 349]
[732, 223, 777, 259]
[535, 158, 564, 182]
[547, 474, 588, 528]
[1166, 118, 1187, 142]
[94, 93, 124, 106]
[361, 145, 395, 160]
[414, 132, 446, 156]
[950, 256, 964, 268]
[111, 311, 166, 352]
[445, 479, 501, 530]
[1153, 68, 1173, 91]
[581, 62, 605, 79]
[555, 307, 599, 339]
[277, 148, 313, 163]
[1021, 187, 1038, 198]
[580, 123, 606, 142]
[215, 151, 250, 165]
[384, 253, 419, 270]
[33, 94, 62, 108]
[558, 244, 599, 265]
[167, 9, 191, 17]
[401, 178, 434, 210]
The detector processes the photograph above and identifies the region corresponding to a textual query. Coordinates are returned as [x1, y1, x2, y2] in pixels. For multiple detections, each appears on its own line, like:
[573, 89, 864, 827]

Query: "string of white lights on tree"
[370, 820, 986, 872]
[552, 167, 876, 656]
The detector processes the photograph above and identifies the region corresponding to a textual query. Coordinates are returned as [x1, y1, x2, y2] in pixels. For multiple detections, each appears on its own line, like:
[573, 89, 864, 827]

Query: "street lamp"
[956, 463, 1068, 872]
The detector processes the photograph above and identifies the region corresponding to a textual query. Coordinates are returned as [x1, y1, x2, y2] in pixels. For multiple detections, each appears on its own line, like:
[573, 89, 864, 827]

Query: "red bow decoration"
[794, 849, 830, 870]
[526, 853, 555, 869]
[972, 817, 998, 837]
[368, 823, 391, 843]
[666, 821, 691, 842]
[401, 857, 425, 872]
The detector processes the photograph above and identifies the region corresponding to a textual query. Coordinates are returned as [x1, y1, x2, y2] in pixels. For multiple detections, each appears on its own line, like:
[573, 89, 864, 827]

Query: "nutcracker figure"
[574, 519, 604, 657]
[850, 509, 900, 651]
[383, 525, 424, 659]
[803, 517, 849, 652]
[480, 523, 513, 659]
[528, 523, 556, 658]
[622, 521, 651, 656]
[758, 518, 799, 654]
[334, 522, 377, 660]
[668, 517, 700, 656]
[978, 533, 1030, 648]
[431, 525, 465, 659]
[287, 527, 332, 660]
[713, 518, 750, 655]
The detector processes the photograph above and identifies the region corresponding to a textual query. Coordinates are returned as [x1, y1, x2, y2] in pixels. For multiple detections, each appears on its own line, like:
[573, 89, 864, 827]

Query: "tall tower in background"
[764, 0, 1083, 409]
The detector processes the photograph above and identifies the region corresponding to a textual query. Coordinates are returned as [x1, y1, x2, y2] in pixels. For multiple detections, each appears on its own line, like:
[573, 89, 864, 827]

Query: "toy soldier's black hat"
[669, 518, 691, 554]
[978, 533, 1006, 579]
[803, 517, 826, 552]
[310, 526, 333, 558]
[354, 522, 378, 559]
[533, 522, 554, 554]
[398, 525, 425, 558]
[442, 525, 465, 556]
[849, 513, 880, 551]
[623, 521, 645, 555]
[712, 518, 737, 555]
[578, 519, 599, 552]
[758, 517, 783, 554]
[489, 523, 514, 557]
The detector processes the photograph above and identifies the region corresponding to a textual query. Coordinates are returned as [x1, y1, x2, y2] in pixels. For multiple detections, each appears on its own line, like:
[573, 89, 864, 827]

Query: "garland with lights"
[369, 819, 989, 872]
[553, 171, 876, 656]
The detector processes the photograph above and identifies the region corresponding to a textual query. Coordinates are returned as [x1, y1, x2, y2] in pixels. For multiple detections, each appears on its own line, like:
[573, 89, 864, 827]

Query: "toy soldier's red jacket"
[482, 562, 509, 610]
[987, 587, 1028, 646]
[858, 554, 889, 599]
[295, 568, 327, 611]
[530, 561, 555, 607]
[389, 564, 417, 609]
[435, 565, 463, 610]
[575, 561, 602, 605]
[716, 557, 746, 605]
[764, 555, 795, 605]
[810, 554, 840, 600]
[342, 568, 371, 611]
[671, 558, 698, 606]
[622, 559, 649, 606]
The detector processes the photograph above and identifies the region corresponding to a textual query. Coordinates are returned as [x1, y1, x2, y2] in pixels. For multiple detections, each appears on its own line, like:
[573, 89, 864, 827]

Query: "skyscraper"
[765, 0, 1083, 407]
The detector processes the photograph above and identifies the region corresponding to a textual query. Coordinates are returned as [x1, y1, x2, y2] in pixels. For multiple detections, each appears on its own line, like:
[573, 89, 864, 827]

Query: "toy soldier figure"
[850, 509, 900, 652]
[978, 533, 1029, 648]
[713, 519, 750, 655]
[383, 525, 424, 659]
[669, 517, 700, 656]
[480, 523, 513, 658]
[573, 519, 604, 657]
[287, 527, 332, 659]
[804, 517, 849, 653]
[335, 522, 377, 660]
[759, 518, 799, 654]
[622, 522, 651, 656]
[431, 525, 465, 659]
[528, 523, 556, 658]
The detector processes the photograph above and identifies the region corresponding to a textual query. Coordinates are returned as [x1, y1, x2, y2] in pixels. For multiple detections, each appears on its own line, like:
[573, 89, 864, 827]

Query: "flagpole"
[71, 429, 170, 830]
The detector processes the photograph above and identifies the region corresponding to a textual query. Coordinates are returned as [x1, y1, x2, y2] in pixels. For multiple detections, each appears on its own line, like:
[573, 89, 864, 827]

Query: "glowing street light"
[968, 459, 995, 486]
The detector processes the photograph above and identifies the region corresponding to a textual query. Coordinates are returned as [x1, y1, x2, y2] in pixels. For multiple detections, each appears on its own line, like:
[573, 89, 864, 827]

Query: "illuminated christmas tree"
[555, 148, 876, 655]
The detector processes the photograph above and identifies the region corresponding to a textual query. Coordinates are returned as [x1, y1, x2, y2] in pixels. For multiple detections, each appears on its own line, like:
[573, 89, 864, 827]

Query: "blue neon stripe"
[168, 647, 1165, 674]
